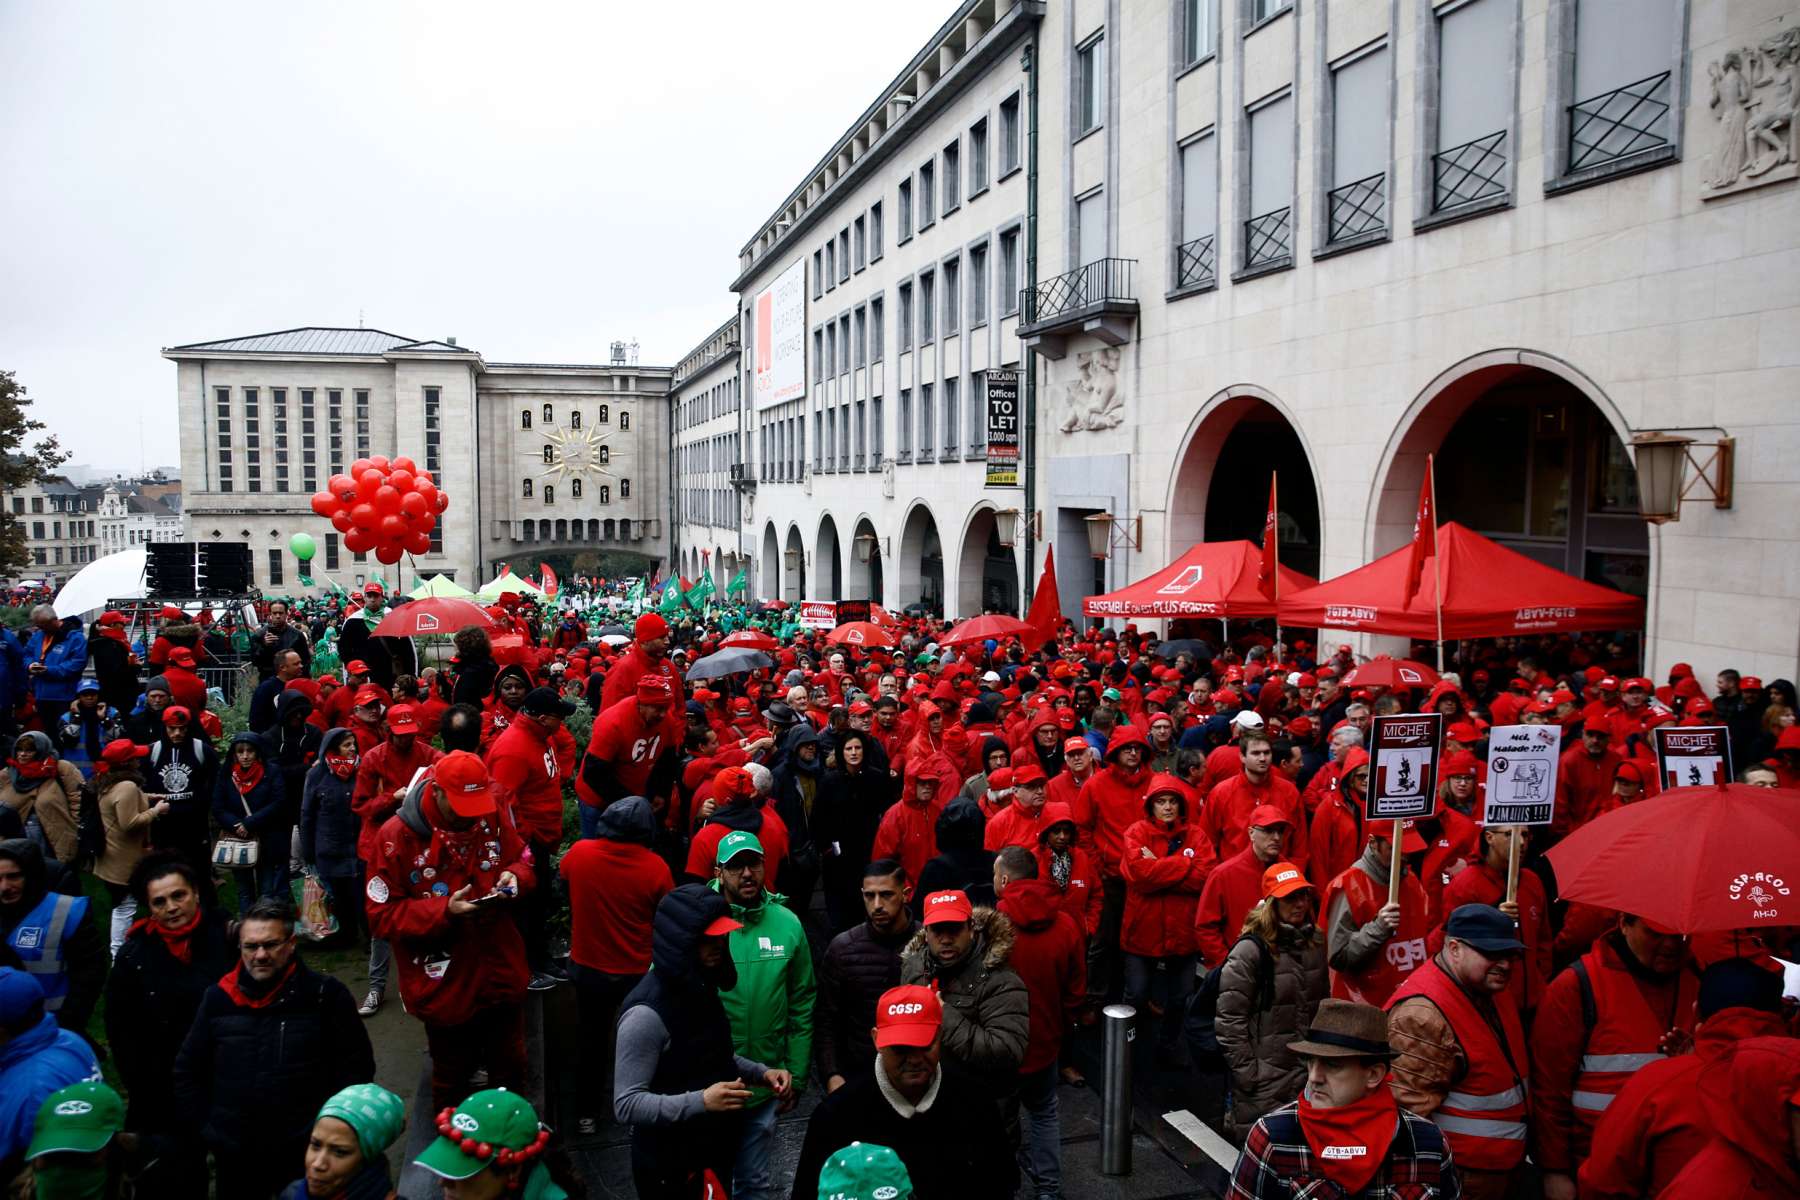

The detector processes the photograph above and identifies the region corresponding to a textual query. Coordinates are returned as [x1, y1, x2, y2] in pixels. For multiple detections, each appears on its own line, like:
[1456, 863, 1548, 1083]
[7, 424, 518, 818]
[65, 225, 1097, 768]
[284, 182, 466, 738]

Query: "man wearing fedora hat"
[1229, 998, 1459, 1198]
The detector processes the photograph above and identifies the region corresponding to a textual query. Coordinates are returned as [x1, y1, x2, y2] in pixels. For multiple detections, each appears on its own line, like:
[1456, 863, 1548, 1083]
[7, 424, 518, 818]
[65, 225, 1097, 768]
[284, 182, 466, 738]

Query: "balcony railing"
[1568, 71, 1672, 172]
[1021, 257, 1137, 325]
[1176, 234, 1216, 289]
[1433, 130, 1508, 212]
[1244, 207, 1292, 269]
[1327, 173, 1386, 242]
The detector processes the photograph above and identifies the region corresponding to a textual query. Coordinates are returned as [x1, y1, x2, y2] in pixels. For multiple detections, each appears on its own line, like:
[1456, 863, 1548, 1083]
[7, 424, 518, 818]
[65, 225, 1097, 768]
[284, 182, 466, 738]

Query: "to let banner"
[1654, 725, 1733, 789]
[1483, 724, 1563, 826]
[985, 369, 1020, 487]
[1368, 713, 1444, 820]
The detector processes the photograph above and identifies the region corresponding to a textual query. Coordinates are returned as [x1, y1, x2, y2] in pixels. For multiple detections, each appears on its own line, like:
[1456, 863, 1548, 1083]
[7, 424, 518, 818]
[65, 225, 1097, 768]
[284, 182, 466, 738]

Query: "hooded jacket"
[22, 619, 87, 708]
[0, 1006, 101, 1166]
[1307, 746, 1369, 892]
[1072, 724, 1154, 879]
[350, 729, 442, 866]
[1032, 802, 1099, 937]
[711, 879, 815, 1107]
[1216, 917, 1329, 1138]
[105, 905, 237, 1128]
[268, 690, 322, 815]
[212, 733, 289, 858]
[899, 906, 1030, 1090]
[871, 771, 945, 886]
[560, 796, 673, 974]
[686, 798, 791, 890]
[914, 798, 997, 916]
[1120, 779, 1214, 957]
[1658, 1035, 1800, 1200]
[300, 728, 362, 878]
[0, 732, 83, 864]
[1202, 761, 1308, 869]
[996, 877, 1086, 1073]
[771, 724, 824, 859]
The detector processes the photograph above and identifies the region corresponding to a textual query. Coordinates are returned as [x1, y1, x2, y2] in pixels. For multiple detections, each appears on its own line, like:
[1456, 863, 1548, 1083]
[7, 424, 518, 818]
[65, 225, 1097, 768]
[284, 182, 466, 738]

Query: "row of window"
[101, 526, 176, 547]
[757, 364, 1008, 482]
[677, 375, 741, 433]
[892, 371, 994, 464]
[8, 495, 87, 515]
[518, 404, 630, 430]
[29, 544, 97, 567]
[23, 519, 95, 541]
[212, 385, 370, 495]
[520, 477, 629, 503]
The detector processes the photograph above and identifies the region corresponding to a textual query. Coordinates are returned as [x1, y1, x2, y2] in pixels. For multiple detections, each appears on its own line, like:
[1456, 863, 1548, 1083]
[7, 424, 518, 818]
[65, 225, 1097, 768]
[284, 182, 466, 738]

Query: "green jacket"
[710, 882, 816, 1107]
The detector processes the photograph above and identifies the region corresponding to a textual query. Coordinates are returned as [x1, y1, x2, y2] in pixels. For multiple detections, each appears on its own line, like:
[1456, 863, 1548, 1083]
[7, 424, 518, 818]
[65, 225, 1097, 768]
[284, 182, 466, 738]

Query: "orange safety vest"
[1323, 862, 1430, 1007]
[1567, 946, 1699, 1148]
[1389, 958, 1529, 1171]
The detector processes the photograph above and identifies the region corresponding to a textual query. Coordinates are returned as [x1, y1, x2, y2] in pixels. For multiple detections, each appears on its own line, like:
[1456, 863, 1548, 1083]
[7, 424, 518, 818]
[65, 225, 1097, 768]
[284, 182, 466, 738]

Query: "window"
[8, 498, 18, 514]
[943, 258, 961, 331]
[1246, 92, 1295, 267]
[899, 179, 913, 241]
[854, 216, 867, 271]
[854, 307, 868, 368]
[825, 240, 836, 290]
[817, 409, 827, 470]
[30, 497, 40, 513]
[1000, 228, 1021, 315]
[1567, 0, 1678, 171]
[424, 386, 441, 474]
[969, 370, 988, 452]
[872, 394, 884, 460]
[1329, 47, 1390, 242]
[826, 324, 836, 378]
[31, 522, 43, 539]
[214, 387, 233, 492]
[1434, 0, 1513, 211]
[1077, 190, 1106, 266]
[1185, 0, 1217, 63]
[970, 243, 990, 325]
[943, 377, 959, 456]
[543, 484, 554, 505]
[969, 118, 989, 193]
[870, 296, 885, 361]
[1252, 0, 1291, 21]
[918, 161, 935, 227]
[839, 314, 852, 376]
[870, 201, 884, 260]
[839, 229, 851, 283]
[815, 327, 825, 379]
[354, 390, 371, 458]
[999, 93, 1022, 174]
[919, 383, 934, 460]
[599, 446, 611, 465]
[268, 549, 284, 587]
[620, 411, 629, 431]
[598, 404, 610, 423]
[244, 388, 261, 493]
[621, 478, 630, 499]
[1076, 35, 1105, 134]
[919, 270, 935, 341]
[814, 250, 825, 299]
[325, 533, 339, 570]
[899, 388, 913, 458]
[943, 139, 961, 211]
[299, 389, 318, 491]
[523, 477, 533, 497]
[521, 408, 532, 429]
[272, 388, 289, 493]
[1178, 132, 1219, 286]
[572, 478, 583, 498]
[571, 409, 581, 429]
[898, 282, 914, 352]
[327, 390, 343, 475]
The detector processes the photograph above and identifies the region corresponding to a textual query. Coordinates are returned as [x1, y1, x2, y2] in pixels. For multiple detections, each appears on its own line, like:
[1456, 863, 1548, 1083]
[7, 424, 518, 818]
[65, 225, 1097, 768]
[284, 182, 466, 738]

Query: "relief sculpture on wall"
[1058, 348, 1125, 433]
[1703, 27, 1800, 198]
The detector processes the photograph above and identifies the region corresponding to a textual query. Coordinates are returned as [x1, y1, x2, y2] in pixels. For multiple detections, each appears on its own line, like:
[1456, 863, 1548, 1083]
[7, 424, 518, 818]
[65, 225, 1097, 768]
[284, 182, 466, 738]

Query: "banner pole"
[1429, 453, 1445, 673]
[1273, 472, 1282, 655]
[1388, 818, 1405, 907]
[1505, 826, 1522, 907]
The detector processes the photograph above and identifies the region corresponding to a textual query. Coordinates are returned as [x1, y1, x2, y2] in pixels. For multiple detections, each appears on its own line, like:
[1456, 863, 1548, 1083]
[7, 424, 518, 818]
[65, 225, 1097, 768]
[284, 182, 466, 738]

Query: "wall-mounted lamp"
[1630, 431, 1733, 524]
[1085, 512, 1142, 559]
[994, 509, 1043, 548]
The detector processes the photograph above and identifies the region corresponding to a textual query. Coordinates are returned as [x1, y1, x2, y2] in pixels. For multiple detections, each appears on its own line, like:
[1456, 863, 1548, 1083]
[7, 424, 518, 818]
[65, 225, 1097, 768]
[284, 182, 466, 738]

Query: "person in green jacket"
[710, 829, 815, 1200]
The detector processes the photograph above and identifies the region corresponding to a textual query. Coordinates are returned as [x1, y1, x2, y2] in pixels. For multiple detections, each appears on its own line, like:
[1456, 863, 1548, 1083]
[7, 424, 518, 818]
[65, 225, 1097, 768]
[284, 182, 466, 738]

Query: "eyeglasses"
[242, 938, 291, 954]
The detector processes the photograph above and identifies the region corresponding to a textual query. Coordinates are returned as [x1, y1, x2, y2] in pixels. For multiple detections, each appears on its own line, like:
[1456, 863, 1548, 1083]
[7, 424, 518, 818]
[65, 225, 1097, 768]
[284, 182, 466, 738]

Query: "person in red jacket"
[1428, 823, 1552, 1015]
[871, 770, 944, 887]
[984, 762, 1050, 850]
[487, 686, 578, 991]
[351, 704, 442, 869]
[1657, 1035, 1800, 1200]
[577, 675, 684, 839]
[1307, 747, 1369, 891]
[1033, 803, 1098, 943]
[1531, 912, 1700, 1200]
[1193, 805, 1291, 967]
[1201, 731, 1308, 869]
[601, 612, 684, 711]
[1120, 773, 1214, 1062]
[162, 647, 209, 715]
[363, 750, 536, 1111]
[1579, 958, 1789, 1200]
[686, 765, 790, 890]
[1321, 822, 1431, 1008]
[1046, 736, 1095, 810]
[558, 794, 674, 1134]
[1072, 723, 1154, 1000]
[1555, 724, 1622, 837]
[993, 846, 1086, 1198]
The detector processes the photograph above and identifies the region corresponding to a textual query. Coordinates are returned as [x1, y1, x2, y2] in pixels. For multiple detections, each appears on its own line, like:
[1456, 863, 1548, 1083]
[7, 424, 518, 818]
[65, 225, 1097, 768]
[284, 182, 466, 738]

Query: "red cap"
[920, 890, 973, 926]
[1624, 677, 1653, 692]
[634, 612, 670, 641]
[98, 611, 127, 627]
[161, 705, 191, 726]
[354, 684, 385, 707]
[715, 765, 756, 800]
[731, 697, 753, 714]
[345, 660, 371, 676]
[1615, 761, 1645, 784]
[432, 751, 496, 818]
[1063, 735, 1091, 754]
[1011, 763, 1048, 787]
[159, 605, 184, 620]
[931, 680, 959, 703]
[849, 699, 874, 715]
[1262, 862, 1311, 899]
[874, 985, 943, 1047]
[636, 675, 674, 706]
[1248, 804, 1291, 830]
[1447, 722, 1482, 744]
[1287, 716, 1314, 737]
[1295, 673, 1317, 687]
[168, 647, 196, 667]
[987, 767, 1015, 791]
[1597, 675, 1620, 690]
[1314, 666, 1337, 680]
[703, 914, 743, 936]
[1442, 750, 1479, 777]
[692, 688, 718, 703]
[98, 739, 149, 768]
[1742, 676, 1764, 690]
[386, 705, 420, 734]
[1399, 820, 1429, 855]
[363, 580, 384, 596]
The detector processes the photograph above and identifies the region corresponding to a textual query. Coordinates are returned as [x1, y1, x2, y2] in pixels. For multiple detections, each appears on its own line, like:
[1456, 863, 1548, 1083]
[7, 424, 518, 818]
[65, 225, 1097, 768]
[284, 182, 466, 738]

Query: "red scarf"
[232, 760, 265, 795]
[97, 625, 131, 647]
[1297, 1082, 1400, 1194]
[7, 757, 56, 782]
[218, 958, 297, 1009]
[128, 906, 203, 964]
[325, 752, 358, 780]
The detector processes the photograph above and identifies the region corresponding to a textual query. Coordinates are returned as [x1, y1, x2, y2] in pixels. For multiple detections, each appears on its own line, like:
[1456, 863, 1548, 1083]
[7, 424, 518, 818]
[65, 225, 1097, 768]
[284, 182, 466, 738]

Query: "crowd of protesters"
[0, 570, 1796, 1199]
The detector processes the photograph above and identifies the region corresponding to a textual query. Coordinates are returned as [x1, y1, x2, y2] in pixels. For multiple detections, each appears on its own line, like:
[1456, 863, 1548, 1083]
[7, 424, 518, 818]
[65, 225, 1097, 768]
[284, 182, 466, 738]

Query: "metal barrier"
[1102, 1003, 1137, 1175]
[200, 662, 255, 708]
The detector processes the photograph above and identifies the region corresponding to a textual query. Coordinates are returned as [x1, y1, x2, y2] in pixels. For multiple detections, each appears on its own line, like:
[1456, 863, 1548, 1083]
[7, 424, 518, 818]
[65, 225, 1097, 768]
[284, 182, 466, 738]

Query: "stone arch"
[783, 523, 807, 601]
[848, 515, 883, 603]
[760, 523, 780, 600]
[956, 499, 1020, 617]
[816, 514, 843, 601]
[896, 501, 943, 616]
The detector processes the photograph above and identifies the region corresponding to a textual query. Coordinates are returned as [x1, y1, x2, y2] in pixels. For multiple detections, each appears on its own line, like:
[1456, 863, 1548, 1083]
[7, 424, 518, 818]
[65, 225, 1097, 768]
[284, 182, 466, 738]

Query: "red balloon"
[392, 457, 418, 474]
[357, 469, 386, 500]
[405, 530, 431, 555]
[388, 470, 415, 494]
[380, 515, 408, 541]
[435, 491, 449, 513]
[414, 470, 433, 487]
[373, 485, 403, 515]
[344, 527, 375, 554]
[330, 509, 355, 533]
[310, 491, 337, 518]
[350, 458, 372, 478]
[375, 541, 404, 565]
[350, 503, 377, 530]
[329, 474, 357, 503]
[400, 492, 429, 519]
[368, 455, 391, 472]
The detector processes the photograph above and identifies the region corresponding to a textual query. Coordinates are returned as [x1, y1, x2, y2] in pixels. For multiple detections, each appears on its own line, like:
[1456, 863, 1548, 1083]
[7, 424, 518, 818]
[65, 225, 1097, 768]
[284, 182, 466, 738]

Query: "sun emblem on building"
[534, 424, 614, 481]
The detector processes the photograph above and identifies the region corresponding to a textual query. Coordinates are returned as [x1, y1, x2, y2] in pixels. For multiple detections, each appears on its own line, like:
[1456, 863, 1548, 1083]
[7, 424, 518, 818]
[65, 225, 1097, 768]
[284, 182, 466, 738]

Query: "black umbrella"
[686, 647, 775, 680]
[1155, 638, 1214, 661]
[597, 624, 630, 638]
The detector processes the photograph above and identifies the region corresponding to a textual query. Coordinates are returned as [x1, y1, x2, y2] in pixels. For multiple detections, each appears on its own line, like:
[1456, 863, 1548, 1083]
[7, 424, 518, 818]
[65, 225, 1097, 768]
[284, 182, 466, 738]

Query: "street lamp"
[784, 547, 801, 570]
[993, 509, 1042, 549]
[1630, 431, 1734, 524]
[854, 532, 878, 563]
[1085, 512, 1142, 559]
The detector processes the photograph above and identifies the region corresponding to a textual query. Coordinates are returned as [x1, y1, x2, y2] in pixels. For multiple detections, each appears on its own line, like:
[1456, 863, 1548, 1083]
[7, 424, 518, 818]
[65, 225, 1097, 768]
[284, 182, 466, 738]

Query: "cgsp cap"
[385, 705, 420, 735]
[920, 890, 972, 926]
[874, 984, 943, 1047]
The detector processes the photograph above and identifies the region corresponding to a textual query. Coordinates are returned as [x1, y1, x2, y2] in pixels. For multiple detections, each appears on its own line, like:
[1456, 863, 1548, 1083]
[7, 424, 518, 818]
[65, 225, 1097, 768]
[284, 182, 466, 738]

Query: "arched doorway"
[759, 524, 780, 600]
[957, 504, 1020, 616]
[1169, 390, 1323, 579]
[848, 516, 883, 602]
[816, 515, 843, 600]
[783, 524, 806, 601]
[897, 503, 943, 617]
[1372, 353, 1648, 599]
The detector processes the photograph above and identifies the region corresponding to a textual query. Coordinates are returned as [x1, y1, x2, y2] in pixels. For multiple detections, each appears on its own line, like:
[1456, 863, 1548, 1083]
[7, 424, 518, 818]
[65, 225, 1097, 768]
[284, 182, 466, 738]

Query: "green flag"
[726, 568, 748, 596]
[685, 574, 716, 609]
[626, 577, 646, 603]
[658, 579, 683, 615]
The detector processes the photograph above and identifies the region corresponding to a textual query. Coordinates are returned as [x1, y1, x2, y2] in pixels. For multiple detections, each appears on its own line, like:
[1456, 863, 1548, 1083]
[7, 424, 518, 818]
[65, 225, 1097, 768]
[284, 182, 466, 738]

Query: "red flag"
[539, 562, 558, 598]
[1025, 545, 1062, 646]
[1404, 456, 1438, 607]
[1258, 475, 1280, 600]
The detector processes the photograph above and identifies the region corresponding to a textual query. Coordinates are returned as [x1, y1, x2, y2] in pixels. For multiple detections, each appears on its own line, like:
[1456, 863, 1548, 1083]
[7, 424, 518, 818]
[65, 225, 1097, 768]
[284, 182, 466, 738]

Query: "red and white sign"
[1368, 713, 1444, 820]
[1654, 725, 1732, 789]
[799, 600, 837, 631]
[752, 260, 807, 410]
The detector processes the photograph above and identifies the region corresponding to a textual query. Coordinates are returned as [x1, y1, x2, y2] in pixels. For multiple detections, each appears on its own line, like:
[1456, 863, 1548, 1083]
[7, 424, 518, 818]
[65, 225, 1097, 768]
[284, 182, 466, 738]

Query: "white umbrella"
[53, 546, 147, 618]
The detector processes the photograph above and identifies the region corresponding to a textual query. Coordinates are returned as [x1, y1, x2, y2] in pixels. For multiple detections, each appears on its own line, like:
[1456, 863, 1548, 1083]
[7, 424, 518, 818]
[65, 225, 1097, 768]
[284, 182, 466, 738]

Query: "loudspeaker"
[145, 543, 199, 597]
[197, 543, 252, 596]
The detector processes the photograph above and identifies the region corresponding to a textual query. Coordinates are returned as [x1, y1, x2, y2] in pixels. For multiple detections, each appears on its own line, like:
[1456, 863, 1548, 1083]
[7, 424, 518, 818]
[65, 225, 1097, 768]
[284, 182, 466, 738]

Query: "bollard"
[1101, 1002, 1136, 1176]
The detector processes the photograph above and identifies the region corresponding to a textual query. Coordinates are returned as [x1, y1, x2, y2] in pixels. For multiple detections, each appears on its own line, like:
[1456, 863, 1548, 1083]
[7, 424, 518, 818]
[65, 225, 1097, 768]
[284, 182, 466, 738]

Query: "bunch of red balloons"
[309, 455, 448, 565]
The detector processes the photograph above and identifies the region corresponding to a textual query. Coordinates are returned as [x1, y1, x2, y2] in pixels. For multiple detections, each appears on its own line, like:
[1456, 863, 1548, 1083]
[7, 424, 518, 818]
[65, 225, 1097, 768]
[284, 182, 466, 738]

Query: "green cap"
[26, 1082, 124, 1160]
[416, 1088, 548, 1182]
[716, 829, 765, 865]
[817, 1142, 913, 1200]
[1102, 687, 1122, 701]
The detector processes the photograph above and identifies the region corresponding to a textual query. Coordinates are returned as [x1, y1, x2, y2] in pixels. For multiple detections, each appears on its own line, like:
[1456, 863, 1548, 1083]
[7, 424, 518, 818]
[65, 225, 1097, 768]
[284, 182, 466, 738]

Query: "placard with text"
[1654, 725, 1732, 789]
[1368, 712, 1444, 820]
[1482, 724, 1562, 825]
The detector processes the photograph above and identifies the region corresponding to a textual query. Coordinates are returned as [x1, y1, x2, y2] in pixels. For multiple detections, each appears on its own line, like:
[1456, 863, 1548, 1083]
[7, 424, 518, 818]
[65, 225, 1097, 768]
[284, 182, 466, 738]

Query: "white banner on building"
[752, 260, 807, 409]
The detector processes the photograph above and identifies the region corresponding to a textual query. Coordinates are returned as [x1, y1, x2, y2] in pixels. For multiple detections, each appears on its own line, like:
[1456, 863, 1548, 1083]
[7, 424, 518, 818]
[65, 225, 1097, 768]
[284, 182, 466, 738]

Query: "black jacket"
[788, 1065, 1015, 1200]
[104, 907, 236, 1128]
[173, 957, 374, 1157]
[451, 653, 498, 707]
[815, 764, 895, 879]
[250, 623, 311, 681]
[299, 728, 360, 877]
[913, 798, 996, 916]
[815, 918, 920, 1081]
[267, 693, 322, 822]
[771, 725, 824, 857]
[335, 614, 414, 691]
[87, 629, 139, 712]
[211, 734, 289, 856]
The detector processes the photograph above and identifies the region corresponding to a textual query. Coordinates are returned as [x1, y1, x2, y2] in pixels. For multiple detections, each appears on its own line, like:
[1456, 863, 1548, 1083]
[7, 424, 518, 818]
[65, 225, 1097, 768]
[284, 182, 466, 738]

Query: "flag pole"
[1272, 472, 1282, 657]
[1428, 453, 1445, 673]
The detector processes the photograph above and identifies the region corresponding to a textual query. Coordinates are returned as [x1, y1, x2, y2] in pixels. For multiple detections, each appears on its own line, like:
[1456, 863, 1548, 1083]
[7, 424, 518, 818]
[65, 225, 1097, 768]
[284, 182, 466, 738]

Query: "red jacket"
[1578, 1007, 1790, 1200]
[1656, 1035, 1800, 1200]
[1431, 861, 1553, 1012]
[351, 737, 443, 864]
[984, 800, 1049, 851]
[486, 715, 576, 844]
[364, 793, 536, 1025]
[164, 665, 208, 715]
[1301, 757, 1344, 815]
[1073, 759, 1154, 880]
[870, 774, 943, 885]
[1555, 745, 1623, 837]
[685, 804, 790, 890]
[479, 698, 519, 755]
[1046, 764, 1093, 811]
[577, 695, 682, 809]
[1307, 787, 1367, 892]
[1032, 845, 1099, 938]
[600, 645, 684, 711]
[1408, 807, 1480, 928]
[1201, 771, 1308, 868]
[1529, 933, 1699, 1172]
[1119, 815, 1213, 957]
[1192, 846, 1269, 967]
[998, 878, 1086, 1074]
[559, 805, 674, 974]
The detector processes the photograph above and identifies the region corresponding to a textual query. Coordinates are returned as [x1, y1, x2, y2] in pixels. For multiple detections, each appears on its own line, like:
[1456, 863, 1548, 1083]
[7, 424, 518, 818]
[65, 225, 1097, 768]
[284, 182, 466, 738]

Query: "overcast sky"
[0, 1, 954, 471]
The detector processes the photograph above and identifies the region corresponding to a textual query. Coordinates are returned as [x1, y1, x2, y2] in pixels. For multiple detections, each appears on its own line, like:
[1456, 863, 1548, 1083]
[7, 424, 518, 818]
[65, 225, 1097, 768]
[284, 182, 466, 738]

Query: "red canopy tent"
[1081, 540, 1318, 618]
[1278, 522, 1645, 638]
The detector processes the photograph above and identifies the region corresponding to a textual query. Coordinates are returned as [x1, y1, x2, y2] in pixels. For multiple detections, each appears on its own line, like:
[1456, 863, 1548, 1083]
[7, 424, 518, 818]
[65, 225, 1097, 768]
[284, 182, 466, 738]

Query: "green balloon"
[290, 532, 318, 562]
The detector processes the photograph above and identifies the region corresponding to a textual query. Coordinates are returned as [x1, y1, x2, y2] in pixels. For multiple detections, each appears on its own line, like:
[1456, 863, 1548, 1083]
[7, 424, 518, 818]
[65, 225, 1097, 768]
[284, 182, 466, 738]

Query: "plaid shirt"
[1229, 1101, 1463, 1199]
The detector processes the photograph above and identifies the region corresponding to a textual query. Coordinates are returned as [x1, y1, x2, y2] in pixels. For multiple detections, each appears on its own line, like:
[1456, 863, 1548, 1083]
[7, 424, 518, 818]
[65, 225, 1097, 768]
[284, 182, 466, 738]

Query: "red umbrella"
[372, 598, 496, 638]
[826, 621, 896, 648]
[939, 614, 1037, 647]
[1341, 656, 1440, 690]
[1544, 784, 1800, 932]
[870, 604, 901, 629]
[721, 630, 779, 652]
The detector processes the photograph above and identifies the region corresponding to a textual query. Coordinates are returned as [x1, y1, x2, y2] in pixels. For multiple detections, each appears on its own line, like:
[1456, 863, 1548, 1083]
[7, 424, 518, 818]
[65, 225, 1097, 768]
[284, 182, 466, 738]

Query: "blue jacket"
[299, 728, 360, 877]
[0, 1007, 102, 1161]
[23, 621, 88, 708]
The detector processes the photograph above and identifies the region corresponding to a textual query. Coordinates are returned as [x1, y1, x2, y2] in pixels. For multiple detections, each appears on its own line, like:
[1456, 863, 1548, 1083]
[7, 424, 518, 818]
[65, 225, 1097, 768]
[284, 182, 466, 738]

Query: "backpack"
[74, 777, 106, 870]
[1185, 933, 1276, 1064]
